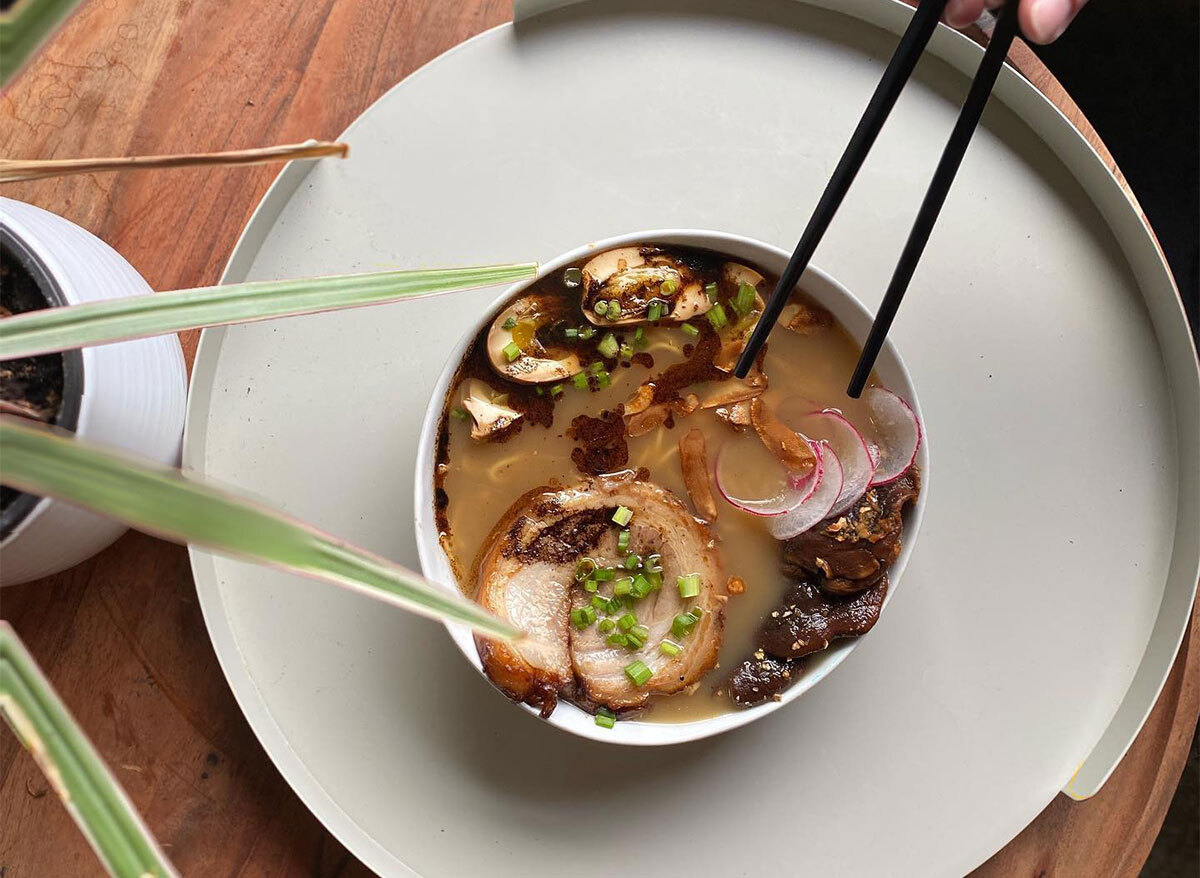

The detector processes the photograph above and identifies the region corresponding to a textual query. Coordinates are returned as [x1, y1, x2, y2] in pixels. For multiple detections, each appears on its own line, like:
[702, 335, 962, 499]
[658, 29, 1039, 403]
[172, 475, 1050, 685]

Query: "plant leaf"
[0, 0, 87, 86]
[0, 418, 519, 640]
[1, 621, 179, 877]
[0, 262, 538, 360]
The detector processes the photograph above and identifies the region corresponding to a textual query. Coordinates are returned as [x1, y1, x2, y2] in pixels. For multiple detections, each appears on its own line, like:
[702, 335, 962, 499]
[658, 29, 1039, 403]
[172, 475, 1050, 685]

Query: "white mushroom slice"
[580, 247, 712, 326]
[487, 295, 582, 384]
[780, 295, 834, 335]
[713, 262, 767, 372]
[694, 364, 768, 409]
[474, 474, 726, 713]
[723, 261, 764, 290]
[460, 378, 522, 440]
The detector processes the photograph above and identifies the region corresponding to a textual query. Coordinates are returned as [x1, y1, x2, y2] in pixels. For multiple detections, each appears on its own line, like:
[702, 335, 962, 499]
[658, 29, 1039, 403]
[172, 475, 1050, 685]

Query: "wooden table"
[1, 1, 1196, 874]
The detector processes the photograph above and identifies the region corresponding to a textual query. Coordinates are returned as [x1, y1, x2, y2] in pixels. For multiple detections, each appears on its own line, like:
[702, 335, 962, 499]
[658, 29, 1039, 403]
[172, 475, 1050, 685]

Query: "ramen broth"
[435, 246, 875, 722]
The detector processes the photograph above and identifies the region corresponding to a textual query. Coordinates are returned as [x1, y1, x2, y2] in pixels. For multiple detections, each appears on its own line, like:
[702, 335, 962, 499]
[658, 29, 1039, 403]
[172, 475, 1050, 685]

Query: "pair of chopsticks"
[734, 0, 1020, 397]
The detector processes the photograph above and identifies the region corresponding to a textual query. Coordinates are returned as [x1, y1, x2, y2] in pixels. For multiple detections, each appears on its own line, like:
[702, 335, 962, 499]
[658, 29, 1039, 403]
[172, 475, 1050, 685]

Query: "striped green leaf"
[0, 418, 519, 640]
[0, 262, 538, 360]
[1, 621, 178, 877]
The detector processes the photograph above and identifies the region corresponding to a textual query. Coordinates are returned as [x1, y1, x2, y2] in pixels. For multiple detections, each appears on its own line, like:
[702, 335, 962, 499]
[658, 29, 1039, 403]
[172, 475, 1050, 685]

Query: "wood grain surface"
[1, 1, 1195, 875]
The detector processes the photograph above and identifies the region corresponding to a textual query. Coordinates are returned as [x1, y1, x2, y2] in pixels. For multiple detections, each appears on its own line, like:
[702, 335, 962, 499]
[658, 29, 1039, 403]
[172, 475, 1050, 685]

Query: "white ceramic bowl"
[414, 229, 928, 744]
[0, 197, 187, 585]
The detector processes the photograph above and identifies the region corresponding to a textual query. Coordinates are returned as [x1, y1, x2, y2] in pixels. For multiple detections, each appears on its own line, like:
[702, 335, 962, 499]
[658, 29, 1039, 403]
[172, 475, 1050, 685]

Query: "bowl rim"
[413, 228, 929, 745]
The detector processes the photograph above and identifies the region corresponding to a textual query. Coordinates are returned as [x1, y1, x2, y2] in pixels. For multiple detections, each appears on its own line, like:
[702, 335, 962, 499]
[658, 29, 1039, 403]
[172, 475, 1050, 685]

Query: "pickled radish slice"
[714, 442, 822, 517]
[863, 387, 921, 485]
[768, 442, 843, 540]
[791, 409, 875, 517]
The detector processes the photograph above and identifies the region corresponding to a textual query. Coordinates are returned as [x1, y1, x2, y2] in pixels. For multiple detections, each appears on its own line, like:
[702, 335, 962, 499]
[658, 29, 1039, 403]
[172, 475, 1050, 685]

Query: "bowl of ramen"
[414, 230, 927, 744]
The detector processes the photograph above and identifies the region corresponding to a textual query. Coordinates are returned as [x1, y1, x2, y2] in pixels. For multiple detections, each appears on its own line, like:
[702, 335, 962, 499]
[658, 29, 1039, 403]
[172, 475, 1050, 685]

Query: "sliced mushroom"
[580, 247, 713, 326]
[780, 295, 834, 335]
[487, 295, 582, 384]
[678, 428, 718, 521]
[713, 262, 767, 372]
[750, 397, 816, 474]
[694, 363, 768, 410]
[460, 378, 522, 440]
[714, 399, 754, 432]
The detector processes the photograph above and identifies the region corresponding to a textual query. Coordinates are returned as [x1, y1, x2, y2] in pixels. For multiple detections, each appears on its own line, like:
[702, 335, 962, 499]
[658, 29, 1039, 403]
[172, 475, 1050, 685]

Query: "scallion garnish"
[575, 558, 598, 581]
[591, 595, 609, 611]
[647, 300, 664, 322]
[624, 554, 641, 570]
[630, 624, 649, 641]
[607, 300, 621, 319]
[706, 303, 728, 330]
[535, 386, 545, 396]
[677, 574, 701, 599]
[688, 606, 704, 621]
[597, 332, 619, 359]
[625, 660, 652, 687]
[617, 530, 630, 553]
[605, 597, 624, 615]
[584, 579, 598, 593]
[502, 316, 518, 330]
[450, 407, 469, 421]
[587, 361, 605, 375]
[571, 607, 594, 630]
[630, 574, 651, 598]
[595, 299, 609, 316]
[613, 577, 633, 597]
[634, 327, 647, 349]
[661, 278, 678, 295]
[671, 613, 696, 638]
[599, 618, 616, 634]
[595, 708, 617, 728]
[735, 281, 757, 316]
[596, 371, 611, 388]
[617, 612, 637, 631]
[581, 606, 597, 624]
[625, 630, 645, 649]
[549, 383, 564, 397]
[579, 326, 596, 340]
[573, 372, 588, 390]
[502, 341, 522, 362]
[647, 572, 662, 591]
[607, 632, 629, 648]
[594, 567, 615, 581]
[644, 553, 662, 573]
[659, 639, 682, 657]
[612, 506, 633, 526]
[619, 343, 633, 361]
[681, 322, 700, 338]
[565, 327, 579, 339]
[705, 282, 719, 302]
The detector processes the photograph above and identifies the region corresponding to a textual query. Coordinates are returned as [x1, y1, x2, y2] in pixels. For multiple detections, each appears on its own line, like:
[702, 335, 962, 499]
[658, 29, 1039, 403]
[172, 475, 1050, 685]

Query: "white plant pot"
[1, 197, 187, 585]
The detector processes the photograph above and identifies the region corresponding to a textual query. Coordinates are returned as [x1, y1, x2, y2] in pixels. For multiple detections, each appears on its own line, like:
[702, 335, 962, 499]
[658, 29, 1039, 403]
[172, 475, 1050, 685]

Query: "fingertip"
[1021, 0, 1073, 44]
[944, 0, 985, 29]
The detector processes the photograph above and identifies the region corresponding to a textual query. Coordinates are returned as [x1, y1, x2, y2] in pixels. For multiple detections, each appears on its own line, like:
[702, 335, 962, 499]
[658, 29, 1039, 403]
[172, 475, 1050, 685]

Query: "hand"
[943, 0, 1090, 44]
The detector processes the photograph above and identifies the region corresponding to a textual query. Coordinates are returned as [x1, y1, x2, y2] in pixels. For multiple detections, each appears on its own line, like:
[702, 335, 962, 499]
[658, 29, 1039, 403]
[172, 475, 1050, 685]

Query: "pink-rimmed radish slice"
[790, 409, 875, 517]
[714, 442, 822, 517]
[768, 442, 844, 540]
[863, 387, 921, 486]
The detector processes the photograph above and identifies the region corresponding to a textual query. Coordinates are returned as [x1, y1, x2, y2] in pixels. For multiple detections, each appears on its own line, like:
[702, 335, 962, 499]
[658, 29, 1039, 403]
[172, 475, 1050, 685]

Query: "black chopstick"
[733, 0, 949, 380]
[846, 1, 1020, 397]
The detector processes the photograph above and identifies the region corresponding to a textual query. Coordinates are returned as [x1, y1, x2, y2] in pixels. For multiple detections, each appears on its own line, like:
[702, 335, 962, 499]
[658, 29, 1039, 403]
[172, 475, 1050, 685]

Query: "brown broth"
[436, 246, 874, 722]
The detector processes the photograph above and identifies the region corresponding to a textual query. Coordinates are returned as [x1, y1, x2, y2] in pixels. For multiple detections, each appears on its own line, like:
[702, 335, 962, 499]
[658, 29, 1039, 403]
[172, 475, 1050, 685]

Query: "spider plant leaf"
[0, 0, 86, 86]
[0, 418, 520, 640]
[0, 262, 538, 360]
[1, 621, 179, 877]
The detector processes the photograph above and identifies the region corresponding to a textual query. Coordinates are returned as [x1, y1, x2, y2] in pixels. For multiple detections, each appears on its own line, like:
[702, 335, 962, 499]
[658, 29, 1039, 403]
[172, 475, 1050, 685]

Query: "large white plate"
[184, 1, 1199, 875]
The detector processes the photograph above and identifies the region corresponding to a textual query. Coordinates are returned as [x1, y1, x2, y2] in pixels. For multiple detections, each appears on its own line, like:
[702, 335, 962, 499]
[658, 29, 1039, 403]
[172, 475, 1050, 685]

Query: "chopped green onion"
[688, 606, 704, 621]
[607, 632, 629, 648]
[587, 360, 605, 375]
[659, 639, 682, 657]
[661, 278, 678, 295]
[647, 300, 664, 322]
[535, 386, 545, 396]
[671, 613, 696, 638]
[575, 558, 598, 581]
[596, 371, 611, 388]
[705, 282, 719, 302]
[681, 323, 700, 338]
[630, 624, 649, 641]
[595, 299, 609, 316]
[647, 571, 662, 591]
[631, 574, 652, 598]
[581, 606, 597, 624]
[579, 325, 596, 340]
[450, 407, 469, 421]
[617, 612, 638, 631]
[734, 282, 757, 316]
[625, 630, 645, 650]
[619, 343, 633, 361]
[595, 708, 616, 728]
[583, 579, 598, 593]
[625, 660, 652, 687]
[634, 327, 648, 349]
[563, 267, 583, 288]
[502, 316, 518, 330]
[706, 303, 728, 329]
[616, 529, 630, 553]
[607, 300, 621, 319]
[591, 595, 609, 611]
[599, 618, 616, 634]
[677, 574, 701, 598]
[605, 597, 624, 615]
[594, 567, 615, 581]
[571, 608, 594, 630]
[573, 372, 588, 390]
[613, 577, 633, 597]
[549, 383, 564, 397]
[644, 553, 662, 573]
[502, 341, 522, 362]
[597, 332, 620, 359]
[624, 554, 641, 570]
[565, 327, 579, 339]
[612, 506, 633, 526]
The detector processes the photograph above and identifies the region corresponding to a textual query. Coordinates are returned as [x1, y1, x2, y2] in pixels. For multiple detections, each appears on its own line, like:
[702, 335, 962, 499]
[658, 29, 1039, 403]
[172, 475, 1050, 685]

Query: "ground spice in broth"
[433, 243, 912, 723]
